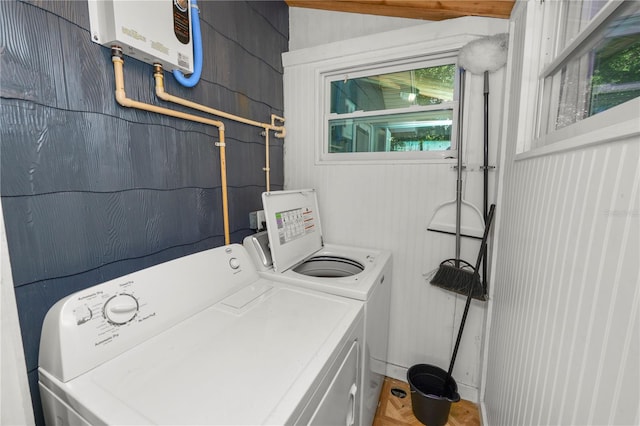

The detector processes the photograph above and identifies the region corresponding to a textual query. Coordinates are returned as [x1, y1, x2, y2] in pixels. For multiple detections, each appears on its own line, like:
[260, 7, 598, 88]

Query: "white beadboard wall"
[284, 17, 508, 400]
[483, 2, 640, 425]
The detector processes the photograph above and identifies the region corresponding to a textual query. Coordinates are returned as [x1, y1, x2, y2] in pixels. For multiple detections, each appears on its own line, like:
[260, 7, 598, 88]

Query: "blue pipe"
[173, 0, 202, 87]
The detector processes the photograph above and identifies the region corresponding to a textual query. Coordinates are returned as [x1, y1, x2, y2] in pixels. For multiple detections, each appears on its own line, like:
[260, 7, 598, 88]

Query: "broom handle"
[455, 69, 466, 267]
[482, 71, 490, 294]
[447, 204, 496, 377]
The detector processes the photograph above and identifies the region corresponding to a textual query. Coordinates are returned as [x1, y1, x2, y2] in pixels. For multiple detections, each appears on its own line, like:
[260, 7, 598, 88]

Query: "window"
[533, 0, 640, 149]
[322, 57, 461, 162]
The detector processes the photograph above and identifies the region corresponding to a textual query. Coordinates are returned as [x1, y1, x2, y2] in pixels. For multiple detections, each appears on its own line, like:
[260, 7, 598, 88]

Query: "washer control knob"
[103, 294, 139, 325]
[229, 257, 240, 269]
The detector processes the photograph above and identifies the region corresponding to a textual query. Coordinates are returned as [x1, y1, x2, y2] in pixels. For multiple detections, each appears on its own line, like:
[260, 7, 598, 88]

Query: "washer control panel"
[39, 244, 259, 382]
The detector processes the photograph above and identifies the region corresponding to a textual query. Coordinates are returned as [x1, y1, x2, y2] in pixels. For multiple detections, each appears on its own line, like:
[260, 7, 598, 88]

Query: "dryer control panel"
[39, 244, 259, 382]
[65, 277, 155, 351]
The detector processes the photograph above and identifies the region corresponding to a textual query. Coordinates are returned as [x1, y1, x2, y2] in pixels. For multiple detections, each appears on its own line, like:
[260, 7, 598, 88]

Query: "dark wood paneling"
[1, 101, 221, 195]
[3, 189, 224, 284]
[202, 1, 288, 74]
[1, 1, 285, 131]
[0, 2, 288, 424]
[249, 1, 290, 41]
[0, 1, 65, 107]
[21, 0, 91, 29]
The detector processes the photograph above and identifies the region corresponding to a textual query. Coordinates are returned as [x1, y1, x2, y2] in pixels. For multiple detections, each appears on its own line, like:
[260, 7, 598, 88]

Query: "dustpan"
[427, 199, 484, 239]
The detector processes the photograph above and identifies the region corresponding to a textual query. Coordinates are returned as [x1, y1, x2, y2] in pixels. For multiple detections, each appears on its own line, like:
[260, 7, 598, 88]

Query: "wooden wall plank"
[0, 2, 54, 104]
[248, 1, 291, 42]
[203, 1, 287, 74]
[0, 2, 288, 424]
[21, 0, 91, 29]
[1, 101, 222, 195]
[3, 189, 224, 284]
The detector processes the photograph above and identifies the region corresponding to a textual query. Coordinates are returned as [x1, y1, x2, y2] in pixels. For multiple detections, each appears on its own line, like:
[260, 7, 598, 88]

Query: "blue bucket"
[407, 364, 461, 426]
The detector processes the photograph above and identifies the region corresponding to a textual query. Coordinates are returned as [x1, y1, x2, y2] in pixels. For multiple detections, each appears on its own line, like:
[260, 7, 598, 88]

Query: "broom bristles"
[430, 260, 486, 301]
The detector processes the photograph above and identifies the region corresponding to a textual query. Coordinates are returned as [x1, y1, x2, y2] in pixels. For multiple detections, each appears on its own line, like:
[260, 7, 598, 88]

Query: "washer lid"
[262, 189, 323, 272]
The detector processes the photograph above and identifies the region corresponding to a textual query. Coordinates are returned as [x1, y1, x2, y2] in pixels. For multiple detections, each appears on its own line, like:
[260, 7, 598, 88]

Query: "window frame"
[317, 53, 463, 164]
[517, 0, 640, 158]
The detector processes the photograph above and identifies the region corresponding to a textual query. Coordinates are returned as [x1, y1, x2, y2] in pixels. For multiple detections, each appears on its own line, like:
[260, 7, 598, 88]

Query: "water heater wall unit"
[88, 0, 194, 73]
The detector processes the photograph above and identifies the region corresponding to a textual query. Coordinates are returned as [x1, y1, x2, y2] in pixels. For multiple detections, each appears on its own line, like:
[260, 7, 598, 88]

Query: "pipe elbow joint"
[152, 67, 170, 100]
[271, 115, 286, 138]
[155, 85, 170, 101]
[274, 125, 286, 138]
[115, 90, 131, 108]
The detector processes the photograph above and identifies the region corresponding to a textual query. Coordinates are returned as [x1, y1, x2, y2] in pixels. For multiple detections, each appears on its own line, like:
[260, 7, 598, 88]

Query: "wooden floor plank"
[373, 377, 480, 426]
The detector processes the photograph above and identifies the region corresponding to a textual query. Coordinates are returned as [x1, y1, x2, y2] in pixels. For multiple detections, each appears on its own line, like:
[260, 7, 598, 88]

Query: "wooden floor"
[373, 377, 480, 426]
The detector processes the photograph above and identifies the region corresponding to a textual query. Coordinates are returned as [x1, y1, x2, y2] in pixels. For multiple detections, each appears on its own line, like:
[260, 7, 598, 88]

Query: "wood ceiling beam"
[285, 1, 515, 21]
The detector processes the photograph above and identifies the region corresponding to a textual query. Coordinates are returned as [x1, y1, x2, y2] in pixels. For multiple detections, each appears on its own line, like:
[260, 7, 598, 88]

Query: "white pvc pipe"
[153, 64, 285, 190]
[112, 53, 231, 245]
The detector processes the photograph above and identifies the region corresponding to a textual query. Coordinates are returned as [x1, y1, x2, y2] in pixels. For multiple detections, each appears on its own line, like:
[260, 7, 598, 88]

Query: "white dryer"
[38, 244, 364, 425]
[243, 189, 392, 426]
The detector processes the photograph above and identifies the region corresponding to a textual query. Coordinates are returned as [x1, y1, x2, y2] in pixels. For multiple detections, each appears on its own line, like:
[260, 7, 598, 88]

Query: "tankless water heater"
[88, 0, 194, 73]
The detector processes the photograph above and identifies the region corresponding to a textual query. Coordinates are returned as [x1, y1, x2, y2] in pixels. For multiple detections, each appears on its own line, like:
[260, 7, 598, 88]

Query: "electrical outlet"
[249, 210, 266, 231]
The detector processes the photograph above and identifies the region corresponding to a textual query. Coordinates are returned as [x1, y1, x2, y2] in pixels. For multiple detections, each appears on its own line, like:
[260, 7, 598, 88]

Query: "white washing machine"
[243, 189, 392, 426]
[38, 244, 364, 425]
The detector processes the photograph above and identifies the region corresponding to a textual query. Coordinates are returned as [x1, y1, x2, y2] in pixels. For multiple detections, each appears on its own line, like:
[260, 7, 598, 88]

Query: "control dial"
[103, 293, 139, 325]
[229, 257, 240, 269]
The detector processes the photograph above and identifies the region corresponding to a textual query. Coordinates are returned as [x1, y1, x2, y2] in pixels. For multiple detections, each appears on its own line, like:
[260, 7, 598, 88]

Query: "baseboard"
[385, 363, 479, 403]
[480, 400, 489, 426]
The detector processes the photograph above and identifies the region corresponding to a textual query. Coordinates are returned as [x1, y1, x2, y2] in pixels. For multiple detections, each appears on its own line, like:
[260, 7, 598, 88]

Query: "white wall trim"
[283, 16, 509, 67]
[1, 203, 35, 425]
[285, 18, 509, 169]
[515, 98, 640, 161]
[480, 400, 490, 426]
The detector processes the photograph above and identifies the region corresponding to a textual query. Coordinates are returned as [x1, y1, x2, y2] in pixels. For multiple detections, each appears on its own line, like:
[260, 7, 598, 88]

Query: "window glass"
[558, 0, 608, 49]
[541, 2, 640, 134]
[326, 63, 457, 156]
[330, 65, 455, 114]
[328, 110, 453, 153]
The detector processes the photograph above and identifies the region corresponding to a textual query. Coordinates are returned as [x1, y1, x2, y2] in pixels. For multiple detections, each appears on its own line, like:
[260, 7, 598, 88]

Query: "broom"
[431, 204, 495, 301]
